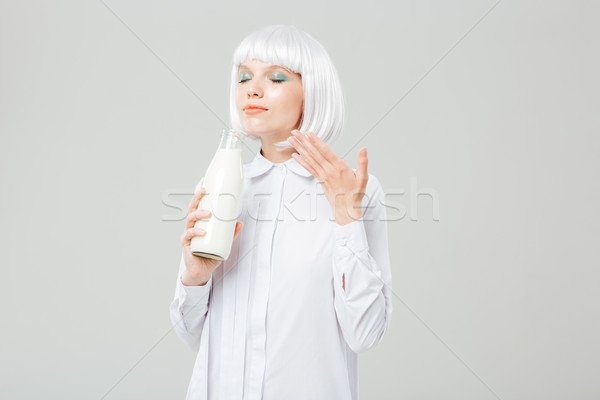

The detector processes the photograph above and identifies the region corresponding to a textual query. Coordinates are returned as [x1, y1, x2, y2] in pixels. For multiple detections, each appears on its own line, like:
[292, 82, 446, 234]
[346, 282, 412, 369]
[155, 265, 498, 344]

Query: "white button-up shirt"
[170, 150, 393, 400]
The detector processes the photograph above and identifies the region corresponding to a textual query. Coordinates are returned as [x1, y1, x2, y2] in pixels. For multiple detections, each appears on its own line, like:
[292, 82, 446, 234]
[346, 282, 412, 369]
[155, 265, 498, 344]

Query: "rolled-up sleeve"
[332, 174, 393, 353]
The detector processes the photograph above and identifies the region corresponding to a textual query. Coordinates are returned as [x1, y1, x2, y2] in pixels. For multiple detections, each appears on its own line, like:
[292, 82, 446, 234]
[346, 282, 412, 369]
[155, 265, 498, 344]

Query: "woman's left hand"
[288, 129, 369, 226]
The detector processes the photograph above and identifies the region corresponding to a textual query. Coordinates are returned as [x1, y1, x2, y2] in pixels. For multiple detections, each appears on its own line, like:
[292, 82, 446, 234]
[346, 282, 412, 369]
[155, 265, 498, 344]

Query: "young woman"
[170, 24, 393, 400]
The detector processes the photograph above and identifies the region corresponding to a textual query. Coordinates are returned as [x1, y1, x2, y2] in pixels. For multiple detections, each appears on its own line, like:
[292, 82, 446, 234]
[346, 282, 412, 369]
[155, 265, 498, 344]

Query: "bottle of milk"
[190, 129, 244, 261]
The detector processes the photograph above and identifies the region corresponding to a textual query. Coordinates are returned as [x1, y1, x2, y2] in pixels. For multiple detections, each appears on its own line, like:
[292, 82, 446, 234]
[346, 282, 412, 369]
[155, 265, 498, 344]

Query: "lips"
[244, 105, 268, 111]
[244, 105, 268, 114]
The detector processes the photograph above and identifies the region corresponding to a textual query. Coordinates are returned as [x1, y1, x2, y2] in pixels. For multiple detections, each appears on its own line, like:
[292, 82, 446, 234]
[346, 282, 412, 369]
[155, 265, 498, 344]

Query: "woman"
[170, 24, 393, 400]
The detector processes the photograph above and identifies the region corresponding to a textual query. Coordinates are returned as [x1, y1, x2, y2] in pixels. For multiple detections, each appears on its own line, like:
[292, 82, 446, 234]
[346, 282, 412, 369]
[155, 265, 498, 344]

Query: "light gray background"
[1, 0, 598, 399]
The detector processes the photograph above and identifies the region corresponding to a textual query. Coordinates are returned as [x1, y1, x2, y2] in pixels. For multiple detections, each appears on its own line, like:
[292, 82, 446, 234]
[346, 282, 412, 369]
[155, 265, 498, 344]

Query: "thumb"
[355, 147, 369, 190]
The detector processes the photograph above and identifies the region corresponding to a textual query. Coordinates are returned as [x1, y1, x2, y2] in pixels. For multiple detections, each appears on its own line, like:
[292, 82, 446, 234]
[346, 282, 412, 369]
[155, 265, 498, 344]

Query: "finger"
[303, 130, 344, 167]
[232, 221, 243, 241]
[288, 134, 327, 178]
[185, 208, 212, 230]
[355, 147, 369, 192]
[291, 152, 320, 178]
[188, 186, 206, 216]
[180, 227, 206, 247]
[290, 130, 333, 172]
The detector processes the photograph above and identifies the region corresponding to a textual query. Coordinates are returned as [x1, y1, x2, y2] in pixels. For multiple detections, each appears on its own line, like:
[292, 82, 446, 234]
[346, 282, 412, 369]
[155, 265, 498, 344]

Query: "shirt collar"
[245, 150, 313, 178]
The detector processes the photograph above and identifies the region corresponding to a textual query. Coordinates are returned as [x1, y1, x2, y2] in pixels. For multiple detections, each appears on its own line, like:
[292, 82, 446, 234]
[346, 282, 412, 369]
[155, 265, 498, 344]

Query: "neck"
[259, 135, 297, 164]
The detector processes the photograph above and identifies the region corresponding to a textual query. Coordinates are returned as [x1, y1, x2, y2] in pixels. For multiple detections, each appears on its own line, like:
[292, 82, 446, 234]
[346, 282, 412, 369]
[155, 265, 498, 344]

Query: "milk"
[191, 130, 244, 261]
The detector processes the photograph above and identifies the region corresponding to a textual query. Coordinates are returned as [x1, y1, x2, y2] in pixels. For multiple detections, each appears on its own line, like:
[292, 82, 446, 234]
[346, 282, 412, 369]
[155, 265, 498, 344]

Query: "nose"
[247, 83, 263, 98]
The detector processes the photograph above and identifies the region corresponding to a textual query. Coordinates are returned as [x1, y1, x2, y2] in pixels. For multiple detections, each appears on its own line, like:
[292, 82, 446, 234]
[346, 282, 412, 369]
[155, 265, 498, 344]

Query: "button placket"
[247, 171, 286, 400]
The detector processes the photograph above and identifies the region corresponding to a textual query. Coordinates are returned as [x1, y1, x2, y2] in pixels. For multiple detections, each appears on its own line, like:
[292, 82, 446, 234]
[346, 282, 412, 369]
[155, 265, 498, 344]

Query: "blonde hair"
[229, 25, 345, 148]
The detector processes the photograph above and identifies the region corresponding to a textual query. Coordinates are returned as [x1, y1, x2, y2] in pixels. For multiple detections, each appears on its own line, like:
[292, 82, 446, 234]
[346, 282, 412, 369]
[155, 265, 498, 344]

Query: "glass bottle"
[190, 129, 244, 260]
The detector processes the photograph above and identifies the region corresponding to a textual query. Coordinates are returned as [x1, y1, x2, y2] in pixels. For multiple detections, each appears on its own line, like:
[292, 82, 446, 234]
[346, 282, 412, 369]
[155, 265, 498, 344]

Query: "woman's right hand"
[180, 186, 243, 286]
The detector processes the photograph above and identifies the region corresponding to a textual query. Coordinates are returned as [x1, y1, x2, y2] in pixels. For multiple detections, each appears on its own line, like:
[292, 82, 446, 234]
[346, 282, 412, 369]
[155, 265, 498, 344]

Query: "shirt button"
[278, 165, 284, 171]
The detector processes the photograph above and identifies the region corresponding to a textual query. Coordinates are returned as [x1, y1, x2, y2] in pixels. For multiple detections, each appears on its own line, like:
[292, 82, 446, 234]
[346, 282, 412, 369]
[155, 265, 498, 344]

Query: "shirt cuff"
[177, 273, 213, 304]
[334, 218, 369, 253]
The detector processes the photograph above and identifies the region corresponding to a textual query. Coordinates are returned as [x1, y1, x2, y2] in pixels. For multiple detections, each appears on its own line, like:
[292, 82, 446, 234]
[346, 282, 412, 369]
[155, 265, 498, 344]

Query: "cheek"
[235, 87, 244, 109]
[235, 88, 249, 123]
[278, 87, 303, 117]
[292, 88, 304, 118]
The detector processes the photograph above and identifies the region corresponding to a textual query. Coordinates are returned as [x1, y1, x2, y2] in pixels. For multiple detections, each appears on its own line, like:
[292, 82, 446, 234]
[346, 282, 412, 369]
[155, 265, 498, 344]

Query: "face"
[236, 59, 303, 138]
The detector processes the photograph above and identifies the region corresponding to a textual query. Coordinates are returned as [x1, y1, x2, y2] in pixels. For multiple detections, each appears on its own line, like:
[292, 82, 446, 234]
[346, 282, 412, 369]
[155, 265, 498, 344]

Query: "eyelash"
[239, 76, 286, 84]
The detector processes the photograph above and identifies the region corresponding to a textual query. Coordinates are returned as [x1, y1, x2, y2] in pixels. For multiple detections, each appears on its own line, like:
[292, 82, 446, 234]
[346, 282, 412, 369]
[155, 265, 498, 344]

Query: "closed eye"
[238, 71, 289, 84]
[239, 72, 252, 84]
[270, 72, 287, 83]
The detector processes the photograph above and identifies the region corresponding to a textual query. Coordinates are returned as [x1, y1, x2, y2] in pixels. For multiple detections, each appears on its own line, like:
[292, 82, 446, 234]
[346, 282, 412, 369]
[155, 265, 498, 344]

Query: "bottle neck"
[219, 130, 242, 150]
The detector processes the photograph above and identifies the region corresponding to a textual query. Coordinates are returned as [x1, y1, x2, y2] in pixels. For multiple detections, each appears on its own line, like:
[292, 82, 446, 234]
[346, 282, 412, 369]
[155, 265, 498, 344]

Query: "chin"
[242, 122, 278, 137]
[242, 127, 269, 137]
[240, 118, 298, 138]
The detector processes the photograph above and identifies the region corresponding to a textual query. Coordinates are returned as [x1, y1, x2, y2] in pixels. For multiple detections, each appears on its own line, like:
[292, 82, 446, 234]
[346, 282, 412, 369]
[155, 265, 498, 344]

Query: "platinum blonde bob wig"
[229, 25, 345, 148]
